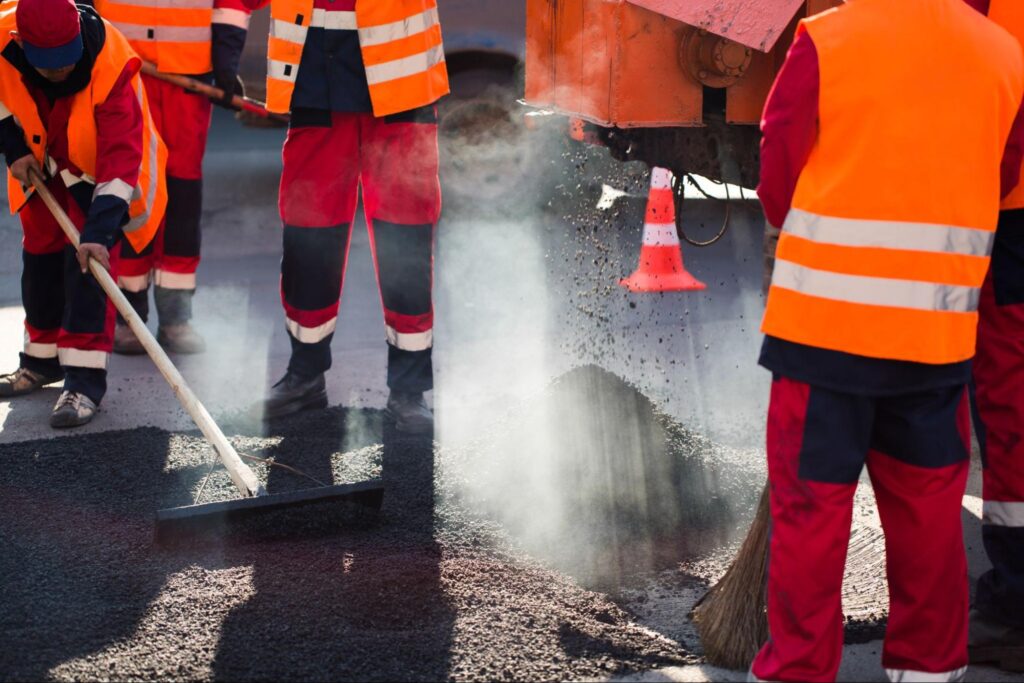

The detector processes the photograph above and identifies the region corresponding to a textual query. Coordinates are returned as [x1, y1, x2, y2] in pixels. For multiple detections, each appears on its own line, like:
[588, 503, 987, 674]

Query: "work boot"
[113, 322, 146, 355]
[0, 366, 63, 398]
[260, 371, 327, 420]
[386, 390, 433, 435]
[50, 390, 98, 429]
[970, 608, 1024, 672]
[157, 324, 206, 354]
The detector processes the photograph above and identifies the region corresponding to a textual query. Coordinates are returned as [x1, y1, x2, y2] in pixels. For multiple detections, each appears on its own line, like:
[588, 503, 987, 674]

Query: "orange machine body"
[525, 0, 842, 129]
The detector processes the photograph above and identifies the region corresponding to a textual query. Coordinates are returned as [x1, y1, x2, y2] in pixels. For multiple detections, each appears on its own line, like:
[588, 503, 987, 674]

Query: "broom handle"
[139, 62, 289, 122]
[28, 168, 264, 499]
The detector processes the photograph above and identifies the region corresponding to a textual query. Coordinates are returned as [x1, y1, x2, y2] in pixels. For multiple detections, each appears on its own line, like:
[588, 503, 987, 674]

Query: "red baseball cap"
[16, 0, 83, 69]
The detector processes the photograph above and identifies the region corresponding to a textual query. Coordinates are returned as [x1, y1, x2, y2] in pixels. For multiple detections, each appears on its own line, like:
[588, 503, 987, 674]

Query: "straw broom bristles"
[691, 483, 771, 670]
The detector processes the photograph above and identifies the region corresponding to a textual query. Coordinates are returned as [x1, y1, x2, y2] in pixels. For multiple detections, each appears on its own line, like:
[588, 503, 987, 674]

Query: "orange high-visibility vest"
[761, 0, 1024, 365]
[266, 0, 449, 116]
[0, 6, 168, 252]
[990, 0, 1024, 210]
[94, 0, 213, 74]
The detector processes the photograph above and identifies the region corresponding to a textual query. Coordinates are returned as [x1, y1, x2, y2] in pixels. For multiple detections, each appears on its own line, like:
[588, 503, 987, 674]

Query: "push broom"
[691, 483, 770, 670]
[29, 168, 383, 544]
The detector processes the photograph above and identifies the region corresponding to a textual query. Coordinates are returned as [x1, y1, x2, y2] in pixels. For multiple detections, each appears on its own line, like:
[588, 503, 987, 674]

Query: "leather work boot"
[113, 322, 146, 355]
[386, 390, 434, 435]
[157, 323, 207, 354]
[0, 366, 63, 398]
[50, 390, 98, 429]
[970, 608, 1024, 672]
[260, 371, 327, 420]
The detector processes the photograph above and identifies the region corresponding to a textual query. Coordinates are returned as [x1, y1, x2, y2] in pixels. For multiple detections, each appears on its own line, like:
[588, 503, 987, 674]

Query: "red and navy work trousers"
[971, 209, 1024, 629]
[751, 376, 971, 683]
[119, 73, 211, 323]
[279, 108, 439, 393]
[20, 179, 120, 404]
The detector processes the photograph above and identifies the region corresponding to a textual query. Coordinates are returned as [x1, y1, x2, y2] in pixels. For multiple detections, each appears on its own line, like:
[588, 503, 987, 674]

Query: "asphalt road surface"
[0, 110, 1019, 682]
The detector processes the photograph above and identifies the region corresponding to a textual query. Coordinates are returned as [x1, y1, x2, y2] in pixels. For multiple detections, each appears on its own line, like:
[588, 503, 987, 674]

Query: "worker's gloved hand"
[76, 242, 111, 274]
[212, 20, 248, 110]
[9, 153, 42, 185]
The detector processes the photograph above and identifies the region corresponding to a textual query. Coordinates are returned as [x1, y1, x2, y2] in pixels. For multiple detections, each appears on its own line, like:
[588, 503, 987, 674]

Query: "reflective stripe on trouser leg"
[868, 386, 971, 681]
[153, 176, 202, 296]
[118, 234, 154, 322]
[279, 113, 361, 378]
[972, 248, 1024, 628]
[57, 243, 121, 403]
[361, 114, 440, 393]
[751, 377, 862, 683]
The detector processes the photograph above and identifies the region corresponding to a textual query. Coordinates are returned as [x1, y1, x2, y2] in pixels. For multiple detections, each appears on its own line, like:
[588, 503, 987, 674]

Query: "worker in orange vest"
[0, 0, 166, 427]
[93, 0, 252, 355]
[753, 0, 1024, 680]
[963, 0, 1024, 672]
[240, 0, 448, 433]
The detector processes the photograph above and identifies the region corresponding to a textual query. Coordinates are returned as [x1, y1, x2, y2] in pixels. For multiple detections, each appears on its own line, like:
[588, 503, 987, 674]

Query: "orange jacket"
[761, 0, 1023, 364]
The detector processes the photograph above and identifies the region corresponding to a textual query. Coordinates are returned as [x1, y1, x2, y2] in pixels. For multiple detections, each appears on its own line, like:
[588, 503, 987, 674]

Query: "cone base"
[620, 269, 707, 292]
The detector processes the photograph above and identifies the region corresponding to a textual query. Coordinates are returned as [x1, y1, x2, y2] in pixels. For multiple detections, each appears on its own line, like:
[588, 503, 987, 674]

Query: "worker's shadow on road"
[210, 410, 456, 679]
[0, 426, 212, 679]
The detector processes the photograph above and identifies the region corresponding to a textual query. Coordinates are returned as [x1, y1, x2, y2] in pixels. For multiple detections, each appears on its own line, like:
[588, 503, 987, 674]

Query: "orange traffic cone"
[620, 167, 706, 292]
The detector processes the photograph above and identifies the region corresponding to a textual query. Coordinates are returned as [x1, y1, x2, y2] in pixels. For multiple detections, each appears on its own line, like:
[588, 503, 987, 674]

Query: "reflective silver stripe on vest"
[365, 44, 444, 86]
[772, 259, 980, 313]
[358, 6, 439, 47]
[784, 208, 995, 257]
[268, 59, 299, 82]
[272, 18, 308, 44]
[94, 178, 135, 203]
[310, 8, 356, 30]
[123, 81, 158, 235]
[115, 23, 211, 42]
[103, 0, 213, 8]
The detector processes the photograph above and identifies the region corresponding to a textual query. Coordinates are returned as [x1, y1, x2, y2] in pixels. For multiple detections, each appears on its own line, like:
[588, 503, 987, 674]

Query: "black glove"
[211, 22, 247, 109]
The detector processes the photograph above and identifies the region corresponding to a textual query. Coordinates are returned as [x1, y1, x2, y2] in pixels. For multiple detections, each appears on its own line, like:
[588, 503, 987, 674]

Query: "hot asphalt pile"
[0, 365, 887, 681]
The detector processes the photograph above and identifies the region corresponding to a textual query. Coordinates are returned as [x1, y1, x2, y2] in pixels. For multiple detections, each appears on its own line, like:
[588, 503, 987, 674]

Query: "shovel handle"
[139, 62, 289, 123]
[28, 168, 264, 499]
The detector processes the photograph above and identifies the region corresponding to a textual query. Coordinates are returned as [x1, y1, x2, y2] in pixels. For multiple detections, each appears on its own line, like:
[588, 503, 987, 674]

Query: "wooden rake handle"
[140, 62, 289, 123]
[28, 168, 264, 499]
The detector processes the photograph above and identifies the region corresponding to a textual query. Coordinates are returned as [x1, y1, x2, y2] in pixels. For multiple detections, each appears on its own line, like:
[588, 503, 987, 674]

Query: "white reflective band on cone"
[24, 332, 57, 359]
[58, 348, 109, 369]
[118, 273, 150, 293]
[649, 167, 673, 190]
[311, 8, 356, 30]
[365, 45, 445, 86]
[212, 7, 250, 29]
[154, 270, 196, 290]
[385, 326, 432, 352]
[772, 259, 980, 313]
[983, 501, 1024, 527]
[784, 208, 994, 257]
[642, 223, 680, 247]
[885, 666, 967, 682]
[286, 317, 337, 344]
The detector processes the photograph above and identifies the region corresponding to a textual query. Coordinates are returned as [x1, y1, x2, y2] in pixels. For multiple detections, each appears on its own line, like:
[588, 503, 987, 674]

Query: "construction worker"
[752, 0, 1024, 680]
[241, 0, 448, 433]
[92, 0, 252, 354]
[963, 0, 1024, 672]
[0, 0, 166, 427]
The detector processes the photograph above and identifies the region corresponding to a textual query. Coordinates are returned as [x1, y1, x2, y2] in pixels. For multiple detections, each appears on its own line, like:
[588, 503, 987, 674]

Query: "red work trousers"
[279, 108, 440, 392]
[972, 251, 1024, 627]
[119, 74, 211, 314]
[751, 376, 971, 683]
[19, 180, 121, 403]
